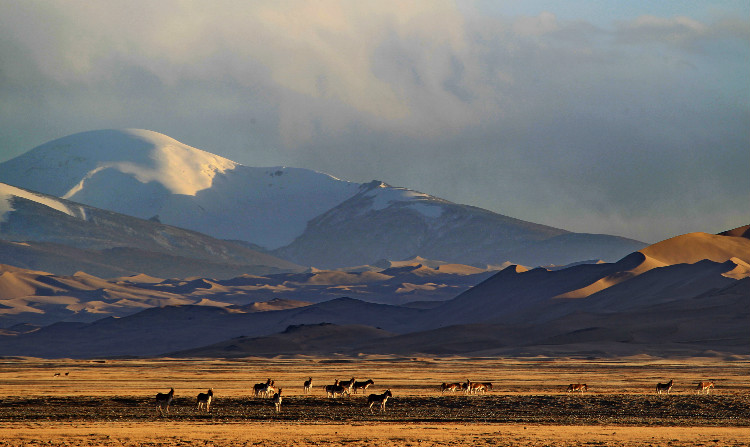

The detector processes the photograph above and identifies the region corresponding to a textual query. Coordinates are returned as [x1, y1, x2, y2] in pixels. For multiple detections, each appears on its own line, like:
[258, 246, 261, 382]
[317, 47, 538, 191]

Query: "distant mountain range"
[1, 226, 747, 358]
[0, 129, 646, 269]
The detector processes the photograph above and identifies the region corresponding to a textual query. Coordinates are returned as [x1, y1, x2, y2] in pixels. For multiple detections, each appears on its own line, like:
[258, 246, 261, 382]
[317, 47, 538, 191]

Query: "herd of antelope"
[153, 376, 387, 415]
[153, 377, 717, 416]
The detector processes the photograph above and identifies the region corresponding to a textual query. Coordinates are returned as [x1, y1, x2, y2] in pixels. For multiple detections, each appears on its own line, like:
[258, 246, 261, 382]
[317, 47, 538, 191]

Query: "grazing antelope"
[196, 389, 213, 412]
[155, 388, 174, 415]
[53, 373, 61, 377]
[567, 383, 588, 393]
[367, 390, 393, 413]
[353, 379, 374, 394]
[325, 380, 349, 398]
[656, 379, 673, 394]
[696, 381, 714, 394]
[440, 382, 462, 393]
[272, 388, 283, 413]
[338, 377, 356, 395]
[303, 377, 312, 394]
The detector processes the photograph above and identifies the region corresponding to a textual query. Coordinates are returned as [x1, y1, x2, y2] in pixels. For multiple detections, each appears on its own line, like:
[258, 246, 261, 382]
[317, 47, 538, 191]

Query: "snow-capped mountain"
[0, 129, 646, 267]
[0, 129, 360, 249]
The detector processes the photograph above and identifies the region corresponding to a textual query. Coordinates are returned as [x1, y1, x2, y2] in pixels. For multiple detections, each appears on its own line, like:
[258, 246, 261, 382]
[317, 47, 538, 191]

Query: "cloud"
[0, 1, 747, 242]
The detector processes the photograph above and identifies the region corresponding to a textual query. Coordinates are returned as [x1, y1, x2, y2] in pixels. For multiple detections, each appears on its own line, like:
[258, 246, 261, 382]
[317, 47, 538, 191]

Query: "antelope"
[53, 373, 61, 377]
[325, 380, 349, 398]
[353, 379, 374, 394]
[272, 388, 283, 413]
[470, 382, 492, 394]
[339, 377, 356, 394]
[303, 377, 312, 394]
[254, 379, 273, 397]
[465, 379, 491, 394]
[196, 389, 213, 412]
[567, 383, 588, 393]
[367, 390, 392, 413]
[155, 388, 174, 415]
[656, 379, 673, 394]
[440, 382, 462, 393]
[696, 381, 714, 394]
[263, 381, 277, 398]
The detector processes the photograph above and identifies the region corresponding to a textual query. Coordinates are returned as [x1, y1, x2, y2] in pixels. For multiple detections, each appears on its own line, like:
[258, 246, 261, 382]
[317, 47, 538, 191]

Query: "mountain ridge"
[0, 129, 646, 267]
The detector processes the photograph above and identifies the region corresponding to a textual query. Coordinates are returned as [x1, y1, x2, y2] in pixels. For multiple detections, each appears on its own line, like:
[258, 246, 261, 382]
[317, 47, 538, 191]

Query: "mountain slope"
[0, 130, 646, 267]
[274, 181, 646, 268]
[0, 182, 302, 278]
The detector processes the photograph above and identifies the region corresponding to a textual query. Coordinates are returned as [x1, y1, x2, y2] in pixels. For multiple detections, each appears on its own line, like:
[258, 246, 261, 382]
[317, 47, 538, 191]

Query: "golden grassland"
[0, 356, 748, 446]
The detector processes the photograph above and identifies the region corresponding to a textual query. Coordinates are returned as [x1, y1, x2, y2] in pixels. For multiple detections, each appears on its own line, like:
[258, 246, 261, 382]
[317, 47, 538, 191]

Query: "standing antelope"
[339, 377, 356, 395]
[303, 377, 312, 394]
[325, 380, 349, 398]
[440, 382, 462, 393]
[254, 379, 272, 397]
[696, 381, 714, 394]
[567, 383, 588, 393]
[367, 390, 392, 413]
[272, 388, 283, 413]
[469, 381, 492, 394]
[263, 381, 277, 398]
[196, 389, 213, 412]
[656, 379, 673, 394]
[155, 388, 174, 415]
[353, 379, 374, 394]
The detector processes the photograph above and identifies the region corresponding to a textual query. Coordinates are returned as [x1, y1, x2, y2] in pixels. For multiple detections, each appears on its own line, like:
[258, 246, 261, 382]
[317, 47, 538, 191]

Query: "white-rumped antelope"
[367, 390, 392, 413]
[440, 382, 462, 393]
[273, 388, 283, 413]
[155, 388, 174, 415]
[339, 377, 356, 395]
[254, 379, 272, 397]
[353, 379, 374, 394]
[656, 379, 673, 394]
[196, 389, 213, 412]
[696, 381, 714, 394]
[303, 377, 312, 394]
[567, 383, 587, 394]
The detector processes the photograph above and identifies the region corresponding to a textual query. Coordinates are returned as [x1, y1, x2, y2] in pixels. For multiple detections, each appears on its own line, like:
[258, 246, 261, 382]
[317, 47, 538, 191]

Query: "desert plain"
[0, 356, 748, 446]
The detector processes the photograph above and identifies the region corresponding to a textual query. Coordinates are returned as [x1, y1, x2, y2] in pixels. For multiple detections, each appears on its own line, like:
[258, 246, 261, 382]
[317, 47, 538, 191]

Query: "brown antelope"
[465, 380, 492, 394]
[272, 388, 283, 412]
[474, 382, 492, 394]
[326, 380, 350, 398]
[155, 388, 174, 415]
[338, 377, 356, 395]
[367, 390, 392, 413]
[303, 377, 312, 394]
[656, 379, 673, 394]
[254, 379, 272, 397]
[353, 379, 374, 394]
[196, 389, 213, 412]
[440, 382, 462, 393]
[696, 381, 714, 394]
[567, 383, 588, 393]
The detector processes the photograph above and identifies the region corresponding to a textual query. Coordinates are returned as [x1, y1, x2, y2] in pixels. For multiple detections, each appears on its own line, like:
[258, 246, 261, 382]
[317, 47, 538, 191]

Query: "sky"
[0, 0, 748, 243]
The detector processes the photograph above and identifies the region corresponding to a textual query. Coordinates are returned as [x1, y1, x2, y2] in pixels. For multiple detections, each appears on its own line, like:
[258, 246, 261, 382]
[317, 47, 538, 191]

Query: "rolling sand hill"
[1, 227, 747, 358]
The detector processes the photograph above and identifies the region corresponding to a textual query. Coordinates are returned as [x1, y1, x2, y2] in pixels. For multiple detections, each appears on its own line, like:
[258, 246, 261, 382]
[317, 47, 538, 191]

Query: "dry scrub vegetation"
[0, 356, 748, 446]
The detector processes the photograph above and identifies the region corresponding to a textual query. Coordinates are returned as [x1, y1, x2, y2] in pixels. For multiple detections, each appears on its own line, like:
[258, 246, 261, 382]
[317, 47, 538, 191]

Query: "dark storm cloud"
[0, 1, 747, 242]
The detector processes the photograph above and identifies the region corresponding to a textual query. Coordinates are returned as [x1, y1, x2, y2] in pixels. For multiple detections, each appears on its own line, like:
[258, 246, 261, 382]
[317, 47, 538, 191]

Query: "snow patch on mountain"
[0, 183, 76, 221]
